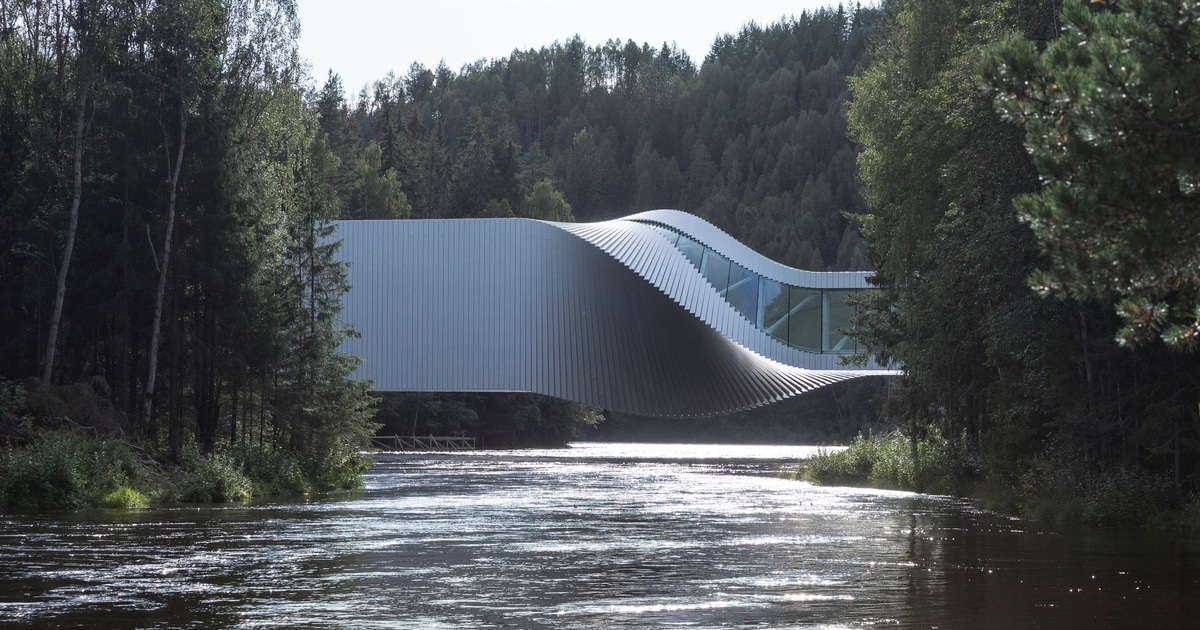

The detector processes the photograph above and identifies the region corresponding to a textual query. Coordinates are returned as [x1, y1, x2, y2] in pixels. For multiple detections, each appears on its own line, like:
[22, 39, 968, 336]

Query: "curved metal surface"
[333, 212, 893, 417]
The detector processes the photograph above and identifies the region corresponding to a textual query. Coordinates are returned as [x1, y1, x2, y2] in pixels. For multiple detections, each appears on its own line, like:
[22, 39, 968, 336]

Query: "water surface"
[2, 442, 1198, 628]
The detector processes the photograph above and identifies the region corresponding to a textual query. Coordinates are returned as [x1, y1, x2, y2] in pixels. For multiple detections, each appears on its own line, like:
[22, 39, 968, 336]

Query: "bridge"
[333, 210, 895, 417]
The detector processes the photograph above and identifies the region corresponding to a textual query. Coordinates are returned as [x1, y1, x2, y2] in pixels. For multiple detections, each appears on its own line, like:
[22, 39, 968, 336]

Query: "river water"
[2, 442, 1199, 628]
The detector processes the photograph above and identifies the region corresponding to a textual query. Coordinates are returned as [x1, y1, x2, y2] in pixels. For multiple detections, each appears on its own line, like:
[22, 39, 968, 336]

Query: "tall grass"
[793, 429, 977, 494]
[794, 429, 1199, 529]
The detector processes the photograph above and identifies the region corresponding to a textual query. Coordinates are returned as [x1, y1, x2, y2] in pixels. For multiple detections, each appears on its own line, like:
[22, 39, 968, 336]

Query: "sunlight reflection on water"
[1, 442, 1198, 628]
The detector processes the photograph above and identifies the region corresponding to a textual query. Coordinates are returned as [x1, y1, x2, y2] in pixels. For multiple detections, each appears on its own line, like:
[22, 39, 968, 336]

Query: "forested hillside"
[4, 0, 1196, 523]
[315, 5, 884, 442]
[316, 4, 878, 271]
[1, 2, 883, 460]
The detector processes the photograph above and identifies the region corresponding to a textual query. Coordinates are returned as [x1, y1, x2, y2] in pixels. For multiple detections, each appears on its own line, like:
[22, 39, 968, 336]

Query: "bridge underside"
[334, 211, 893, 417]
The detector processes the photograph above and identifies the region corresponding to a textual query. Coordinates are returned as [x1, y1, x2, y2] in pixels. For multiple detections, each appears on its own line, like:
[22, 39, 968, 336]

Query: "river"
[2, 442, 1199, 628]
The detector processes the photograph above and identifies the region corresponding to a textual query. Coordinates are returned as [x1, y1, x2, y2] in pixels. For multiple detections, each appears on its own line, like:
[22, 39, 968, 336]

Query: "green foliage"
[0, 379, 30, 443]
[227, 443, 311, 496]
[794, 429, 970, 494]
[1, 2, 879, 460]
[1018, 462, 1178, 528]
[520, 179, 574, 221]
[312, 450, 372, 491]
[848, 0, 1200, 510]
[100, 486, 150, 509]
[847, 0, 1072, 461]
[316, 7, 879, 271]
[175, 445, 253, 503]
[983, 0, 1200, 351]
[350, 141, 411, 219]
[0, 430, 144, 511]
[0, 0, 377, 489]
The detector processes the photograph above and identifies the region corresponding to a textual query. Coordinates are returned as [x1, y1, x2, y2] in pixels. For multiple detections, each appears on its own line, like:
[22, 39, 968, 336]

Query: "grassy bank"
[793, 431, 1200, 530]
[0, 428, 370, 512]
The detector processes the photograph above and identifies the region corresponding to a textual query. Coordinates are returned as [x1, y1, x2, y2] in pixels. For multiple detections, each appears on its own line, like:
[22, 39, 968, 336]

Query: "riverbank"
[0, 428, 369, 511]
[0, 377, 374, 512]
[792, 431, 1200, 530]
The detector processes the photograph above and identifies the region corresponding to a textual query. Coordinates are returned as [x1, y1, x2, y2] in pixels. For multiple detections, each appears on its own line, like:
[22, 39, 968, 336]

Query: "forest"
[1, 0, 883, 464]
[826, 0, 1200, 526]
[2, 0, 1198, 522]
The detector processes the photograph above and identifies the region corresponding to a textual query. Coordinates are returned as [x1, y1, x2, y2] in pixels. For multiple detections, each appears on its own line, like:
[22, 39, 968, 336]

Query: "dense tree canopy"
[4, 0, 1197, 499]
[848, 0, 1074, 472]
[0, 0, 375, 482]
[849, 0, 1200, 492]
[319, 5, 880, 271]
[983, 0, 1200, 352]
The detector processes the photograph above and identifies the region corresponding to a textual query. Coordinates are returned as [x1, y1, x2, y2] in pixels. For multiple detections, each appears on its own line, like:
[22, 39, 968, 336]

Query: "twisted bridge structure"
[333, 210, 894, 417]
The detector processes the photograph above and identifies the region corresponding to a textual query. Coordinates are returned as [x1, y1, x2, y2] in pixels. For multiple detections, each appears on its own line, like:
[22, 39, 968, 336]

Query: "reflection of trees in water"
[373, 391, 601, 448]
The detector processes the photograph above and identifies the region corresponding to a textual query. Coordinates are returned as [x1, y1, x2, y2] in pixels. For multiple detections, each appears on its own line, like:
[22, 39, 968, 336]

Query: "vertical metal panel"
[331, 212, 894, 417]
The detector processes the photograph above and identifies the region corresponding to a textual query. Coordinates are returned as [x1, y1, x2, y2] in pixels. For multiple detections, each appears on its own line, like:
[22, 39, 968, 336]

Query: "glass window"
[823, 290, 855, 353]
[649, 225, 679, 245]
[676, 234, 704, 269]
[726, 263, 758, 322]
[635, 217, 863, 354]
[788, 287, 822, 351]
[759, 278, 789, 344]
[700, 249, 731, 294]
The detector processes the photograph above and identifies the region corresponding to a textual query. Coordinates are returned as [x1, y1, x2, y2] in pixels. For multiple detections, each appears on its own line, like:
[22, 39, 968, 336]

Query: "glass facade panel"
[788, 287, 822, 352]
[700, 249, 731, 294]
[823, 290, 855, 353]
[759, 278, 788, 344]
[726, 263, 758, 322]
[676, 235, 704, 269]
[644, 221, 860, 355]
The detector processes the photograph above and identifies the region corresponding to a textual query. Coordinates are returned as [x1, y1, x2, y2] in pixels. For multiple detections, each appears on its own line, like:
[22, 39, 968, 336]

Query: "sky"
[297, 0, 848, 95]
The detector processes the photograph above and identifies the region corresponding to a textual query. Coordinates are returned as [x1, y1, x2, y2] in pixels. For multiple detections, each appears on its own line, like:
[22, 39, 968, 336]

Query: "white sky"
[297, 0, 848, 95]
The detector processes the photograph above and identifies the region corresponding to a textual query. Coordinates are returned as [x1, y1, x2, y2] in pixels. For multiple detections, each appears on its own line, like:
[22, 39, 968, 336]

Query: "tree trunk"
[42, 76, 91, 385]
[143, 67, 187, 427]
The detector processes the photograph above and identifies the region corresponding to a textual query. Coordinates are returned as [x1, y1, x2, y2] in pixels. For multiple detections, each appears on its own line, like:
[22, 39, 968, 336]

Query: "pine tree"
[983, 0, 1200, 351]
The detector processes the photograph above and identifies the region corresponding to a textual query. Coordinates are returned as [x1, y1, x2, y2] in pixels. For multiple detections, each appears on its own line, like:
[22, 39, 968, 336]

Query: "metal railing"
[370, 435, 477, 451]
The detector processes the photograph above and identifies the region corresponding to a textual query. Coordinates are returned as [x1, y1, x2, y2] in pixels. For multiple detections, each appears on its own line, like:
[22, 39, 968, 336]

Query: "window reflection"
[700, 249, 731, 294]
[823, 290, 855, 353]
[759, 278, 788, 344]
[642, 221, 860, 355]
[788, 287, 822, 352]
[726, 263, 757, 322]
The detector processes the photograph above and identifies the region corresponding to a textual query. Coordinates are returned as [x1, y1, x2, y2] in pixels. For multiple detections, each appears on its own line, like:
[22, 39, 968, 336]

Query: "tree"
[847, 0, 1069, 464]
[519, 179, 574, 221]
[982, 0, 1200, 351]
[350, 141, 411, 219]
[42, 0, 104, 386]
[275, 113, 379, 481]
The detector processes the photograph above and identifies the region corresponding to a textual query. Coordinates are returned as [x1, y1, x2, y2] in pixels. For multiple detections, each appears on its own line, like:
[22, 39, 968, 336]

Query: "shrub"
[310, 450, 372, 491]
[176, 446, 252, 503]
[1018, 462, 1178, 528]
[229, 444, 311, 496]
[0, 429, 145, 511]
[795, 431, 913, 488]
[101, 486, 150, 509]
